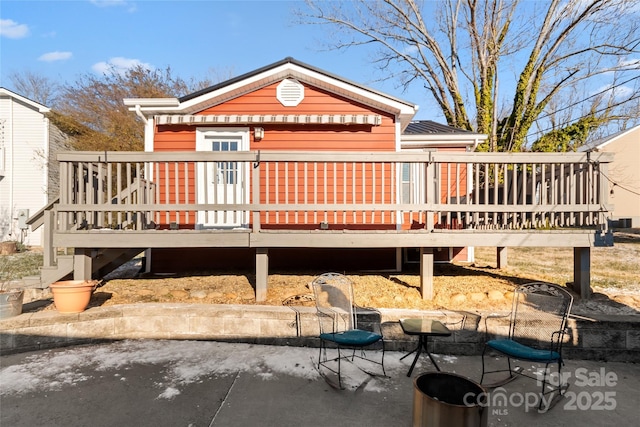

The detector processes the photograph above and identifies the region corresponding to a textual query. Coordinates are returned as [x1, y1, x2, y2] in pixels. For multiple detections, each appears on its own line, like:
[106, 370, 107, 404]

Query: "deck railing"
[53, 150, 613, 233]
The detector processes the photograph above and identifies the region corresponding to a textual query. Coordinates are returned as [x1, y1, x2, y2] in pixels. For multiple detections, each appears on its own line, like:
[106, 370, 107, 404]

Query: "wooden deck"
[29, 150, 614, 300]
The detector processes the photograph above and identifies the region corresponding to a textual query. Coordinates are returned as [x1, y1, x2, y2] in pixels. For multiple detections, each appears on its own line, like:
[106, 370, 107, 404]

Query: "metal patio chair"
[480, 282, 574, 412]
[311, 272, 385, 389]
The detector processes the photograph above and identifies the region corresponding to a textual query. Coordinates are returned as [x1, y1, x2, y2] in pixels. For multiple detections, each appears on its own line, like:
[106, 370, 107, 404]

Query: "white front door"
[196, 128, 249, 228]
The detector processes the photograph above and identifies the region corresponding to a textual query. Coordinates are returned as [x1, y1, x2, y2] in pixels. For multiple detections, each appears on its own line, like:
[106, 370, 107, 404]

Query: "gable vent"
[277, 79, 304, 107]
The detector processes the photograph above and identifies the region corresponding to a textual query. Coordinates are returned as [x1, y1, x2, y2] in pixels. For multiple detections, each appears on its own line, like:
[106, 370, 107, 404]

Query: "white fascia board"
[177, 64, 292, 113]
[122, 62, 419, 123]
[159, 63, 418, 118]
[288, 64, 417, 116]
[123, 98, 180, 109]
[401, 133, 487, 149]
[401, 141, 476, 149]
[0, 88, 50, 113]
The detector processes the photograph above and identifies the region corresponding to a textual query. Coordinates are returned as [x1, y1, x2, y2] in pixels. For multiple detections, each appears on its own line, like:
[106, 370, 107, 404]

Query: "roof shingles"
[403, 120, 472, 135]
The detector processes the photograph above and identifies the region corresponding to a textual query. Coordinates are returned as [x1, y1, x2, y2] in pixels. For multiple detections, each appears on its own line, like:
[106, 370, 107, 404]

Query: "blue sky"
[0, 0, 437, 120]
[2, 0, 639, 132]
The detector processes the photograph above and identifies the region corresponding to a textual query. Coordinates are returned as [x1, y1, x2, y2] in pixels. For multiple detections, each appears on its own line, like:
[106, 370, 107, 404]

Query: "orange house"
[124, 58, 487, 273]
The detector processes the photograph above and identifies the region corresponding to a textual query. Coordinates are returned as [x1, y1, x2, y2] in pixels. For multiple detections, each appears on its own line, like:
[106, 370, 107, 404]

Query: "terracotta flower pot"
[49, 280, 97, 313]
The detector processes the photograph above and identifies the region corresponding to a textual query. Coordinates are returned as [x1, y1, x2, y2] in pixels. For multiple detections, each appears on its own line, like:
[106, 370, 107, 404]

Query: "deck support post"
[573, 247, 591, 299]
[497, 247, 508, 269]
[255, 248, 268, 302]
[419, 247, 434, 300]
[73, 248, 92, 281]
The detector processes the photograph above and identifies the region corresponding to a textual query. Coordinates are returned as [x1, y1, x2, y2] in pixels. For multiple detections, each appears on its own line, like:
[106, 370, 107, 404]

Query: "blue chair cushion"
[320, 329, 382, 346]
[487, 339, 560, 363]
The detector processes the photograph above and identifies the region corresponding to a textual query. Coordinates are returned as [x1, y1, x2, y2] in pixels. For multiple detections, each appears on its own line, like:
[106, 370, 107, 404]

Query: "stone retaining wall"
[1, 304, 638, 362]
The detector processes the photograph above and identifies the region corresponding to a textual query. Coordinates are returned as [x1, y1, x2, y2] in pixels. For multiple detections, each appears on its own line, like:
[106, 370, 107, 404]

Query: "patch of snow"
[157, 386, 180, 400]
[103, 258, 143, 280]
[0, 340, 412, 397]
[440, 355, 458, 364]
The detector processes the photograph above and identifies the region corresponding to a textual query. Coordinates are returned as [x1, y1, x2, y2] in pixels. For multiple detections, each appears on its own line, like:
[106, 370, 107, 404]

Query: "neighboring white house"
[579, 124, 640, 227]
[0, 87, 69, 247]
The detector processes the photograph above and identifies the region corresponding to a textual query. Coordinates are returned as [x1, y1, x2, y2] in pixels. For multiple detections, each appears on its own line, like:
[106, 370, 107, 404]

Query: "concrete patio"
[1, 339, 638, 427]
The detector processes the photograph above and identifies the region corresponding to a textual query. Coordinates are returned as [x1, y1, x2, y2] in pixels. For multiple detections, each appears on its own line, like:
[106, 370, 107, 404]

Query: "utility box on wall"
[17, 209, 29, 230]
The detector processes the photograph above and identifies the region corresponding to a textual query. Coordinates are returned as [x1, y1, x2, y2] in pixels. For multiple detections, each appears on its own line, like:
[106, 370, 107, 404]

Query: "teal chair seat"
[487, 339, 560, 363]
[320, 329, 383, 347]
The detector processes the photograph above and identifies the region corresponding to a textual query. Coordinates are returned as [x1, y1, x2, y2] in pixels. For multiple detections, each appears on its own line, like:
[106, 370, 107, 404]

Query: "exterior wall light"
[254, 127, 264, 141]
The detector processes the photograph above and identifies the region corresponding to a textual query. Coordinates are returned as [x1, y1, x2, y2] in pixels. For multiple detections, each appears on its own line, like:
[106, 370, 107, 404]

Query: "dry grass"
[4, 229, 638, 313]
[92, 229, 640, 313]
[473, 232, 640, 290]
[1, 250, 43, 291]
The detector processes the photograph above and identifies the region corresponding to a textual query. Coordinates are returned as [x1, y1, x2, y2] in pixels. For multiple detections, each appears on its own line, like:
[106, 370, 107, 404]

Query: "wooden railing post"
[59, 161, 68, 230]
[252, 152, 261, 231]
[425, 157, 435, 231]
[598, 161, 610, 231]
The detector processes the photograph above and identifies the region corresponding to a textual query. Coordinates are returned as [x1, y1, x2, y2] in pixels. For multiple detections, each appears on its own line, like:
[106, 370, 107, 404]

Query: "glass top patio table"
[399, 318, 451, 376]
[399, 318, 452, 336]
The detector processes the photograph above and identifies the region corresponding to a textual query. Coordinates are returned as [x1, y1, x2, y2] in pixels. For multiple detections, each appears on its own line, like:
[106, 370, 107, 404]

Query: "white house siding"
[0, 91, 49, 247]
[580, 126, 640, 227]
[604, 128, 640, 226]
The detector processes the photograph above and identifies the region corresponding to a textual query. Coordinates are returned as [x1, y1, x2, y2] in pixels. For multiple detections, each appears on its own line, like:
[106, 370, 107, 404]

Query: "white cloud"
[90, 0, 126, 6]
[90, 0, 137, 12]
[617, 57, 640, 70]
[591, 83, 634, 100]
[402, 45, 419, 55]
[0, 19, 29, 39]
[92, 57, 152, 76]
[38, 51, 72, 62]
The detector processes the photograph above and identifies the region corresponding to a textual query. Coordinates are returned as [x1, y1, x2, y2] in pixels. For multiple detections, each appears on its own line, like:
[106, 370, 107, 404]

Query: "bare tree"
[300, 0, 640, 151]
[8, 70, 60, 106]
[55, 65, 201, 151]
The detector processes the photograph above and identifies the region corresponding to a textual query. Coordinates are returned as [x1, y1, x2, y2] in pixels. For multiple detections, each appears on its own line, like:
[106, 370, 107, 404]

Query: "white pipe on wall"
[9, 97, 14, 239]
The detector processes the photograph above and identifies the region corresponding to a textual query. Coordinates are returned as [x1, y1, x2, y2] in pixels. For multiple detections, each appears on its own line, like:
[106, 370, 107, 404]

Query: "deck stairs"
[23, 178, 149, 289]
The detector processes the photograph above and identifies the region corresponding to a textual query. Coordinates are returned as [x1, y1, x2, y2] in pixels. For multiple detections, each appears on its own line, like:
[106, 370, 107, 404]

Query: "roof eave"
[401, 133, 487, 149]
[0, 87, 50, 113]
[124, 59, 419, 120]
[123, 98, 180, 109]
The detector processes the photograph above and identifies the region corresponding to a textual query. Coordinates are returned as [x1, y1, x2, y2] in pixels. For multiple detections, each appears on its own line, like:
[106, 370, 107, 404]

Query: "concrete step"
[21, 275, 44, 288]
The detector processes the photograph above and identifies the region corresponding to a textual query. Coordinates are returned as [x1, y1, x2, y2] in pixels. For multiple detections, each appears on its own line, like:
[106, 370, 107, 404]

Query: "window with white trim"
[401, 162, 425, 204]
